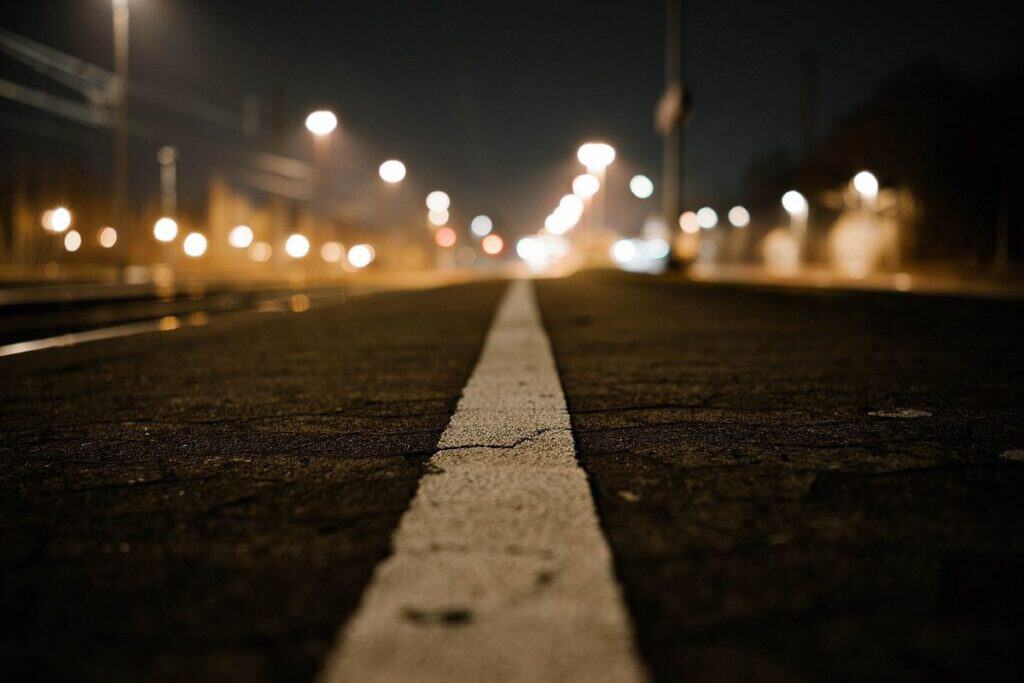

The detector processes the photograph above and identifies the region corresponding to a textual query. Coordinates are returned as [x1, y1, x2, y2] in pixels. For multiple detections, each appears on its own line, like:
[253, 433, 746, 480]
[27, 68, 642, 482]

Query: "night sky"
[1, 0, 1018, 232]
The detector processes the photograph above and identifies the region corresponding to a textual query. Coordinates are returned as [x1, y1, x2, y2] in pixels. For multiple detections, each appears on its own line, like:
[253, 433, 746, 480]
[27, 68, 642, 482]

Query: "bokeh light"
[379, 160, 407, 183]
[348, 243, 375, 268]
[782, 190, 808, 216]
[182, 232, 208, 257]
[728, 206, 750, 228]
[470, 215, 493, 237]
[629, 175, 654, 199]
[435, 226, 457, 248]
[428, 209, 449, 226]
[482, 234, 504, 255]
[248, 241, 272, 262]
[852, 170, 879, 200]
[320, 241, 344, 263]
[285, 233, 310, 258]
[153, 217, 178, 242]
[228, 225, 254, 248]
[696, 207, 718, 229]
[98, 226, 118, 248]
[679, 211, 700, 234]
[426, 190, 451, 212]
[572, 173, 600, 198]
[63, 229, 81, 252]
[305, 110, 338, 136]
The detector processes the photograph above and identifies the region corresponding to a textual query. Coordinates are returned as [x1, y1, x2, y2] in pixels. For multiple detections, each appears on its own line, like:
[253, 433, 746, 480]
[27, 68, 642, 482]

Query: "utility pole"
[658, 0, 686, 267]
[799, 51, 818, 157]
[112, 0, 129, 249]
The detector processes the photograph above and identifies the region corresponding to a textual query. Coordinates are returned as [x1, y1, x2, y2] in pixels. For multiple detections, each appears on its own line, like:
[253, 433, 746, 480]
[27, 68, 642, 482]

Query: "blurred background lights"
[46, 207, 72, 233]
[434, 226, 457, 248]
[572, 173, 600, 198]
[63, 229, 81, 252]
[852, 170, 879, 200]
[153, 217, 178, 242]
[248, 241, 272, 262]
[679, 211, 700, 234]
[304, 110, 337, 136]
[728, 206, 750, 228]
[560, 194, 584, 215]
[470, 215, 493, 237]
[629, 175, 654, 199]
[228, 225, 254, 248]
[284, 233, 310, 258]
[98, 227, 118, 248]
[696, 207, 718, 229]
[378, 159, 407, 184]
[425, 190, 451, 212]
[782, 190, 809, 216]
[320, 241, 344, 263]
[347, 244, 374, 268]
[481, 234, 504, 255]
[428, 209, 450, 226]
[611, 239, 637, 265]
[182, 232, 207, 257]
[577, 142, 616, 170]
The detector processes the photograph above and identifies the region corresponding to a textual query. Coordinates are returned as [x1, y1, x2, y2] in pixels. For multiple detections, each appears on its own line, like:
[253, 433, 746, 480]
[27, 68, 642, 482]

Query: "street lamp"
[852, 170, 879, 203]
[630, 175, 655, 199]
[379, 160, 406, 184]
[426, 191, 450, 212]
[577, 142, 616, 171]
[572, 174, 600, 198]
[112, 0, 130, 248]
[305, 110, 338, 136]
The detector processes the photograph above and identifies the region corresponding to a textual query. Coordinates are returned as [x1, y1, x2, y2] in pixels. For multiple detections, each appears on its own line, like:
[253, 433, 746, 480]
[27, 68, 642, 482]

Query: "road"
[2, 270, 1022, 681]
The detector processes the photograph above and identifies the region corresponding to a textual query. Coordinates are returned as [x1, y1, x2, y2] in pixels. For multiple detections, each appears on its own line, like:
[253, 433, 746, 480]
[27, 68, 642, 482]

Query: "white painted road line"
[320, 279, 645, 683]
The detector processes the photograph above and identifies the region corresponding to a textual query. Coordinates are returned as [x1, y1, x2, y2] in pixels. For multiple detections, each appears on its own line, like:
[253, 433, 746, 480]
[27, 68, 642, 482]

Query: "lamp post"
[112, 0, 129, 253]
[305, 110, 337, 244]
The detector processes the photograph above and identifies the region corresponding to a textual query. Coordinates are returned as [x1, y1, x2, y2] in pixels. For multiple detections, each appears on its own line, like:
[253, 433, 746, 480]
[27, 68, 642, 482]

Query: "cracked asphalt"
[2, 270, 1023, 681]
[0, 282, 504, 681]
[537, 271, 1024, 681]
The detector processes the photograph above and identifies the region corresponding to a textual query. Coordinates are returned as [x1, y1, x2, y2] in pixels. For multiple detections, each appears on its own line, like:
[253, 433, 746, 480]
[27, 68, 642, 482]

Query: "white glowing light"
[428, 209, 450, 226]
[63, 229, 82, 252]
[470, 215, 493, 237]
[782, 190, 808, 216]
[320, 241, 344, 263]
[285, 233, 310, 258]
[153, 217, 178, 242]
[516, 236, 546, 267]
[611, 239, 637, 265]
[228, 225, 254, 248]
[629, 175, 654, 199]
[47, 207, 72, 233]
[425, 190, 451, 212]
[182, 232, 207, 257]
[98, 227, 118, 248]
[348, 243, 374, 268]
[728, 206, 750, 228]
[559, 194, 584, 216]
[379, 159, 407, 184]
[852, 170, 879, 200]
[305, 110, 338, 136]
[696, 207, 718, 229]
[577, 142, 616, 170]
[572, 173, 600, 199]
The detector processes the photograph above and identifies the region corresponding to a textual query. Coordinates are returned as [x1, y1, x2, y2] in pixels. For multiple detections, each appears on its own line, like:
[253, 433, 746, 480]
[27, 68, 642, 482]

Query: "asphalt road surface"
[2, 270, 1022, 681]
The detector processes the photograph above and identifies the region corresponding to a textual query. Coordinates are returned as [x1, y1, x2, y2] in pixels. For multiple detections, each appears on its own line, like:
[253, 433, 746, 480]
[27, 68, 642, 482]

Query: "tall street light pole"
[658, 0, 686, 268]
[112, 0, 129, 251]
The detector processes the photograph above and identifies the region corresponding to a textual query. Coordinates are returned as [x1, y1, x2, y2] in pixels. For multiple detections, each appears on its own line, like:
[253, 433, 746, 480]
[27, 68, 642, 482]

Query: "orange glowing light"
[435, 226, 457, 248]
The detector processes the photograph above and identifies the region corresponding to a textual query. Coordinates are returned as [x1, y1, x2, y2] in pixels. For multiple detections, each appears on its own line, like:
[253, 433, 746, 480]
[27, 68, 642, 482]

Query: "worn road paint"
[320, 279, 645, 682]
